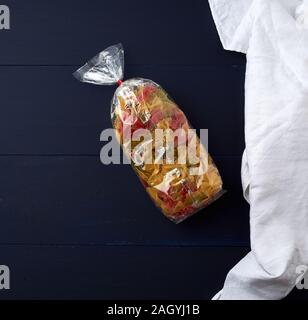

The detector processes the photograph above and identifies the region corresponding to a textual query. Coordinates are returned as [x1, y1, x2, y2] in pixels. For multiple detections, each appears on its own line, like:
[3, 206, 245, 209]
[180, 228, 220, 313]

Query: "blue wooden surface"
[0, 0, 306, 300]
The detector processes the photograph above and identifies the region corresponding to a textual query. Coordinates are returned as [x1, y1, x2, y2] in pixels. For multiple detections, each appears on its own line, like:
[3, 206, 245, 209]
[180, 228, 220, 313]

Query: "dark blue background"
[0, 0, 306, 299]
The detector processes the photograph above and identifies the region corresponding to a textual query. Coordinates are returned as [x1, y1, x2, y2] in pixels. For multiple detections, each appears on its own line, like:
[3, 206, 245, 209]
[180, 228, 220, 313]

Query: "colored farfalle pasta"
[74, 44, 224, 223]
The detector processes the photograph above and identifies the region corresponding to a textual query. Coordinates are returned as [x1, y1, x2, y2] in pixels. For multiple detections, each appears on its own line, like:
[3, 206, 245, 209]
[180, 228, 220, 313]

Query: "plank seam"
[0, 243, 250, 248]
[0, 64, 245, 68]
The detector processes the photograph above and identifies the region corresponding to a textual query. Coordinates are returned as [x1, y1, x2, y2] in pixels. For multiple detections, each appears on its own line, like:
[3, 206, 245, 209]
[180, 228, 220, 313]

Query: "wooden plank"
[0, 245, 250, 299]
[0, 244, 305, 300]
[0, 156, 250, 245]
[0, 65, 245, 155]
[0, 0, 245, 66]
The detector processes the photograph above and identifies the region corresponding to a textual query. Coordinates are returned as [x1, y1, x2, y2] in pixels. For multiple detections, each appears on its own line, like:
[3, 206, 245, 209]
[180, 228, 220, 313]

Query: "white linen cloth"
[208, 0, 308, 300]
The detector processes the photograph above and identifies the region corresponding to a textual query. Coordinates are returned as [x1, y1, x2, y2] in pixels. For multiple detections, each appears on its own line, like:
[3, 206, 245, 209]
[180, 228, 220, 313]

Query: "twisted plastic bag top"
[73, 43, 124, 85]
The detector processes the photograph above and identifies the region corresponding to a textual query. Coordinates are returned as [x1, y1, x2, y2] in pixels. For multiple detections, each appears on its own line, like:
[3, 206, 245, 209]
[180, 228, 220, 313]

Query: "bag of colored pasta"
[73, 44, 224, 223]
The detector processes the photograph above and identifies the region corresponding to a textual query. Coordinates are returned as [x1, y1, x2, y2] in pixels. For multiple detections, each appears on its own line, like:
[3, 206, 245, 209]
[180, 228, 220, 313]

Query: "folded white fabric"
[208, 0, 308, 300]
[296, 0, 308, 28]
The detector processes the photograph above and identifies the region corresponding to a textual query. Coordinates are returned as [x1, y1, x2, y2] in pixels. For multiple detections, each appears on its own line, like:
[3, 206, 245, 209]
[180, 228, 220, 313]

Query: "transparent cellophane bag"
[74, 44, 224, 223]
[111, 79, 223, 223]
